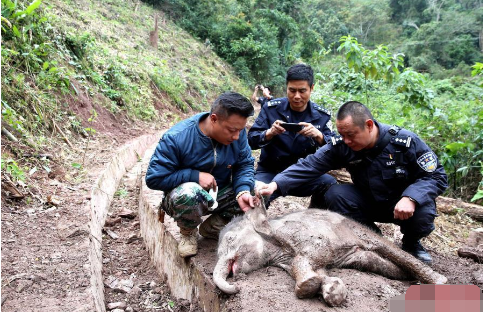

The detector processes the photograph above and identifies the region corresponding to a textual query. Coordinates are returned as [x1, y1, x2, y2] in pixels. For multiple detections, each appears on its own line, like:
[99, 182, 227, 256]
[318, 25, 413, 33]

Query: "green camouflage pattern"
[161, 182, 243, 230]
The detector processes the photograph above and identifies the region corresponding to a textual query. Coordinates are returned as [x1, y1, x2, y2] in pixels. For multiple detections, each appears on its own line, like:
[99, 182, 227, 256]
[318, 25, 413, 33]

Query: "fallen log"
[457, 228, 483, 263]
[458, 247, 483, 263]
[435, 197, 483, 222]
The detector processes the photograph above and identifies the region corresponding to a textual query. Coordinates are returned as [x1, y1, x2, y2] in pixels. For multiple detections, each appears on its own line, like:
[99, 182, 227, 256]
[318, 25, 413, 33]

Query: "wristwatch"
[406, 196, 417, 203]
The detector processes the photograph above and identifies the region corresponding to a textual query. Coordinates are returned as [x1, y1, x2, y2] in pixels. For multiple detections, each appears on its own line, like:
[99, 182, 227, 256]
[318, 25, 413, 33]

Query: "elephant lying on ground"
[213, 197, 447, 307]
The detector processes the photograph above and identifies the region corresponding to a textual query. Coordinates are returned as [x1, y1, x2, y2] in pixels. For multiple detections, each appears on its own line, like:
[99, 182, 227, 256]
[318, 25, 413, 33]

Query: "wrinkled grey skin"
[213, 197, 447, 307]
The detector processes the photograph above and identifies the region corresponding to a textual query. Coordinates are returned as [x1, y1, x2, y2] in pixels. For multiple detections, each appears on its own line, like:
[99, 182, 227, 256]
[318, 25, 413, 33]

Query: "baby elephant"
[213, 197, 447, 307]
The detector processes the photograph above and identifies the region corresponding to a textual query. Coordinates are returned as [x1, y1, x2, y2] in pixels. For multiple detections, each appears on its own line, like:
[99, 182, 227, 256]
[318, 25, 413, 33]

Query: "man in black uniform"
[257, 101, 448, 264]
[248, 64, 336, 207]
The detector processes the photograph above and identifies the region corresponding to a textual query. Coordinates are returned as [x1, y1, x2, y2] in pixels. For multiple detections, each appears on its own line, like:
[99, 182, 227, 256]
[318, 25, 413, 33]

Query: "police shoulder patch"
[417, 151, 437, 172]
[267, 100, 282, 107]
[331, 135, 343, 146]
[390, 135, 412, 148]
[314, 104, 331, 116]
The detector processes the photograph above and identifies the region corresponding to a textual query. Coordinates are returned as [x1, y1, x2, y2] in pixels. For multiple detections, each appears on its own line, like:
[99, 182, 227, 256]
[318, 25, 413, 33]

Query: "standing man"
[257, 101, 448, 264]
[251, 84, 273, 106]
[248, 63, 336, 207]
[146, 92, 255, 258]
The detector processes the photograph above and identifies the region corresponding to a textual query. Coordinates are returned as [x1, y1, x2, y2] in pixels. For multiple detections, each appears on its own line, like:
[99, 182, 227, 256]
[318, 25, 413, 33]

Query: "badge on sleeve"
[417, 152, 437, 172]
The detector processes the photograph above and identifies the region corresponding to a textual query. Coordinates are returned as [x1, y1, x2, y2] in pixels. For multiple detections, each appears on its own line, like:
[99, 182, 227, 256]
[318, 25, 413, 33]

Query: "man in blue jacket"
[257, 101, 448, 264]
[146, 92, 256, 258]
[248, 63, 336, 207]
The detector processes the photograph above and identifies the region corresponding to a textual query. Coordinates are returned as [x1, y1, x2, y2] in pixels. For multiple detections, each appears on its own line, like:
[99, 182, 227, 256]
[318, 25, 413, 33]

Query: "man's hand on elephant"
[255, 181, 278, 197]
[299, 122, 324, 145]
[394, 197, 416, 220]
[238, 193, 254, 212]
[199, 172, 217, 191]
[265, 120, 285, 141]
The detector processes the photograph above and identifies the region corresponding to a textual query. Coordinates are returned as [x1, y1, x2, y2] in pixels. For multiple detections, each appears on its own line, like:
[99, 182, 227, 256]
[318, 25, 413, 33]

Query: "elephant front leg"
[316, 268, 348, 307]
[291, 255, 322, 298]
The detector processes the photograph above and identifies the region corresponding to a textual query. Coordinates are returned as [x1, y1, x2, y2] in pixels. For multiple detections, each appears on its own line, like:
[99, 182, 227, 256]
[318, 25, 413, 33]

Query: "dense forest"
[153, 0, 482, 85]
[149, 0, 483, 202]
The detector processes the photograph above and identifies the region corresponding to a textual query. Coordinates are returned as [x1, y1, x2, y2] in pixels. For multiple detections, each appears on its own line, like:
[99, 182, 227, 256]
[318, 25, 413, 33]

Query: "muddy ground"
[2, 130, 482, 312]
[1, 101, 482, 311]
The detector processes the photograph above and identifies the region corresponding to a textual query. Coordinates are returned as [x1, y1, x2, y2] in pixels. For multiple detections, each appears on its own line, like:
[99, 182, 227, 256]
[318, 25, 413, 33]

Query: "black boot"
[402, 237, 432, 265]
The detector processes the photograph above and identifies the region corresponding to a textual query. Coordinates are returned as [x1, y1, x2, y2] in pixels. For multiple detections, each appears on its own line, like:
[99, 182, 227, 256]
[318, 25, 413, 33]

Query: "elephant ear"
[246, 196, 272, 236]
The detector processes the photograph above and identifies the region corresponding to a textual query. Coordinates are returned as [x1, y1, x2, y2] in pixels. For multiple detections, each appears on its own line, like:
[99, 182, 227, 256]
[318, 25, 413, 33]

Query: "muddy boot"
[178, 228, 198, 258]
[402, 237, 432, 265]
[199, 213, 229, 240]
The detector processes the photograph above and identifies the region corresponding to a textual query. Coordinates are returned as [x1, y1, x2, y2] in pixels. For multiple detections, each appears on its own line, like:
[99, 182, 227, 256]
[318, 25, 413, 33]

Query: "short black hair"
[211, 91, 254, 120]
[336, 101, 374, 129]
[286, 63, 314, 86]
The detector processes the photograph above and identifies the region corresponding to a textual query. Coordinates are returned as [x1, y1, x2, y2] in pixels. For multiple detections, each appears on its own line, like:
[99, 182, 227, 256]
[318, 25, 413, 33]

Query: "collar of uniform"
[273, 98, 320, 122]
[364, 120, 390, 153]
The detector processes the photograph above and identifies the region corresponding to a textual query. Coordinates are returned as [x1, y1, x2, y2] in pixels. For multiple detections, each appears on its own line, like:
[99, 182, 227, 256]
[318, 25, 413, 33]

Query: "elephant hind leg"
[339, 249, 409, 280]
[291, 255, 322, 299]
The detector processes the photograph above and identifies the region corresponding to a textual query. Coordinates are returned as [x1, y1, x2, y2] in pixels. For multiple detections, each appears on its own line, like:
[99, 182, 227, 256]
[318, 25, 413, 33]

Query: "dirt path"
[101, 166, 202, 312]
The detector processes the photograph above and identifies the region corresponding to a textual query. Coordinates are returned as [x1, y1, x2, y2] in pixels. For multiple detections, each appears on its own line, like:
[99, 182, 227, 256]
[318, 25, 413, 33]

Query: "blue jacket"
[248, 97, 333, 173]
[274, 121, 448, 207]
[145, 113, 255, 194]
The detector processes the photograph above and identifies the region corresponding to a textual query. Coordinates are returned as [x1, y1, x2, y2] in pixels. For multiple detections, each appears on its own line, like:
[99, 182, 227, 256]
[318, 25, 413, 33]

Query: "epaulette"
[388, 125, 401, 135]
[331, 135, 343, 146]
[267, 99, 282, 107]
[314, 104, 331, 116]
[390, 135, 412, 148]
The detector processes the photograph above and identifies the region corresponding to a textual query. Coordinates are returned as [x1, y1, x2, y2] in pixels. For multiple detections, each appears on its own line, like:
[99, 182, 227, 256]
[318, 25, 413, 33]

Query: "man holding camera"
[251, 84, 273, 106]
[248, 63, 336, 207]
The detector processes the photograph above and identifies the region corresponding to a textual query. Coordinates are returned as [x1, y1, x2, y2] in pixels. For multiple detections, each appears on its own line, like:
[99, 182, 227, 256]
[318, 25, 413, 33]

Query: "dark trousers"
[256, 167, 337, 207]
[324, 184, 436, 240]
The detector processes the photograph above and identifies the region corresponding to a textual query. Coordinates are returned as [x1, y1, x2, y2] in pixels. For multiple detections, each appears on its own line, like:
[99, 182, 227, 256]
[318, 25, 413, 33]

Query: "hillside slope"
[2, 0, 249, 198]
[1, 0, 248, 310]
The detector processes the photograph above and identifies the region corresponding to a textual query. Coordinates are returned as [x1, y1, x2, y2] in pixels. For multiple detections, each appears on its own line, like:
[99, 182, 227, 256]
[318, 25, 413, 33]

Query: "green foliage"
[1, 158, 27, 182]
[471, 162, 483, 203]
[156, 0, 482, 86]
[337, 36, 427, 107]
[472, 62, 483, 87]
[1, 0, 73, 141]
[317, 37, 482, 201]
[115, 188, 129, 198]
[394, 69, 434, 111]
[150, 66, 188, 112]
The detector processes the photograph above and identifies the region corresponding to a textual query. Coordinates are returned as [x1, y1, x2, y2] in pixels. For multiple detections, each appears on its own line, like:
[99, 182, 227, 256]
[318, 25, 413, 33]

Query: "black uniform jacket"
[248, 97, 333, 173]
[273, 121, 448, 207]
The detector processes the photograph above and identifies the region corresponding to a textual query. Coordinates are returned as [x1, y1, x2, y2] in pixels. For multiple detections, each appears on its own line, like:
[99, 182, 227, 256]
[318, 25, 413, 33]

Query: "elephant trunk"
[213, 257, 239, 294]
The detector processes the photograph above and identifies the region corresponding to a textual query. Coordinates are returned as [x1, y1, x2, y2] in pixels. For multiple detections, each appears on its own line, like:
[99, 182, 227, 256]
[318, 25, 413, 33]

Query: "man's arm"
[273, 144, 340, 196]
[232, 129, 255, 194]
[251, 86, 260, 103]
[247, 105, 280, 149]
[232, 129, 256, 211]
[145, 135, 199, 191]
